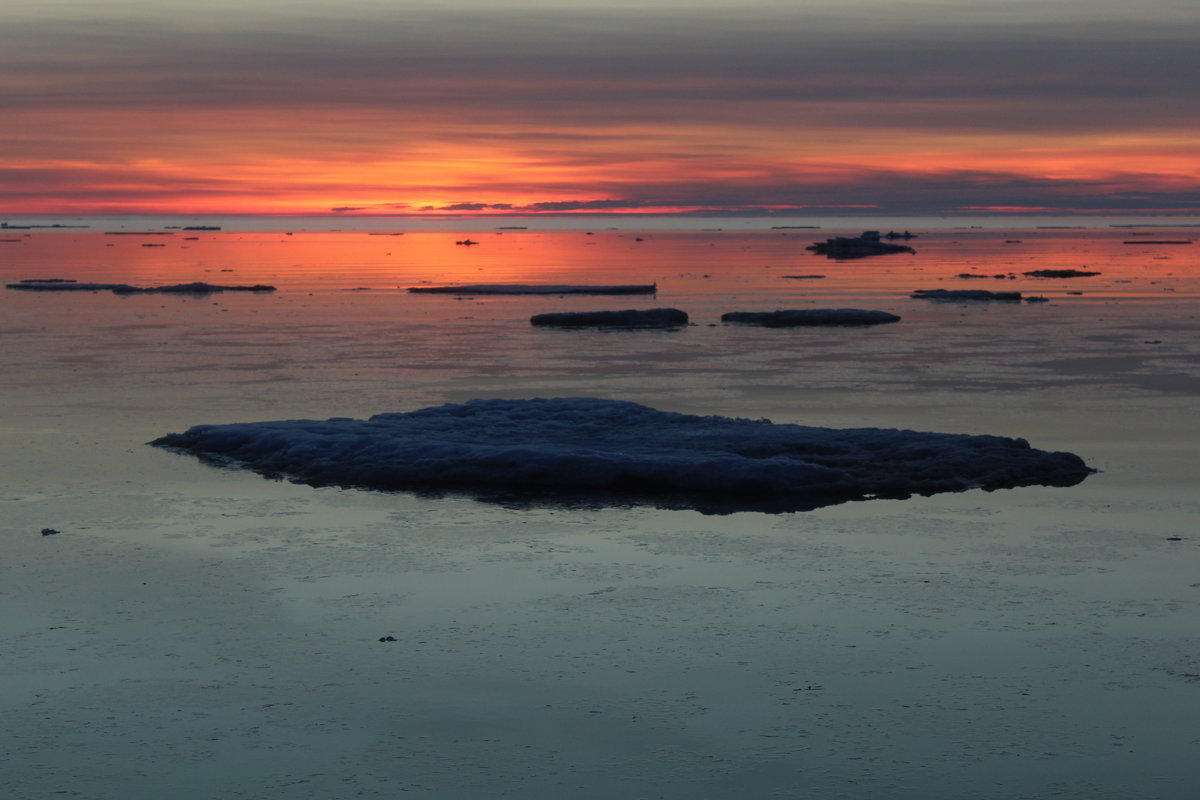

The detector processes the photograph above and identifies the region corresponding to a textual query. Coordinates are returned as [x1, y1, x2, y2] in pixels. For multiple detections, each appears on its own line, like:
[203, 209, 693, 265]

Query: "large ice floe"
[151, 398, 1094, 514]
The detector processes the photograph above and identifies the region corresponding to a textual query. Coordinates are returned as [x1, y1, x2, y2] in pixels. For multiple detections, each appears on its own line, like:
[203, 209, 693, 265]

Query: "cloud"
[4, 3, 1197, 124]
[2, 1, 1198, 215]
[439, 202, 492, 211]
[519, 200, 640, 212]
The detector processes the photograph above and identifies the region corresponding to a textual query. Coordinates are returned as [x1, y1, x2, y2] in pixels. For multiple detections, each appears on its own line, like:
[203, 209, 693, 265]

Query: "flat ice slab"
[7, 279, 275, 294]
[151, 398, 1093, 514]
[722, 309, 900, 326]
[911, 289, 1022, 301]
[7, 280, 138, 292]
[531, 308, 688, 328]
[409, 283, 657, 295]
[1023, 269, 1101, 278]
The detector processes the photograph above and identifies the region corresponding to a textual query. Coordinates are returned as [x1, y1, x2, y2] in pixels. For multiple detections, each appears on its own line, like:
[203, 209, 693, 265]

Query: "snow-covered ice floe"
[408, 283, 657, 295]
[531, 308, 688, 328]
[150, 398, 1094, 514]
[722, 309, 900, 327]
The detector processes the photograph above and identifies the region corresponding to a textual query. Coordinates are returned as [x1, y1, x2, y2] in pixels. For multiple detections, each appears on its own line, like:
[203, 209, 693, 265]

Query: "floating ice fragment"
[1023, 270, 1101, 278]
[150, 398, 1094, 514]
[8, 279, 138, 292]
[531, 308, 688, 328]
[911, 289, 1022, 301]
[721, 309, 899, 327]
[112, 282, 276, 294]
[7, 279, 275, 294]
[409, 283, 657, 295]
[806, 231, 916, 259]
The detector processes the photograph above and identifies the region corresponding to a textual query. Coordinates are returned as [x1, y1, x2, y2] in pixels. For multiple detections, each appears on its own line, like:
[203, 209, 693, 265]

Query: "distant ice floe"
[408, 283, 657, 295]
[1022, 269, 1101, 278]
[911, 289, 1023, 302]
[7, 279, 275, 295]
[531, 308, 688, 328]
[806, 230, 916, 259]
[722, 309, 900, 327]
[151, 398, 1094, 514]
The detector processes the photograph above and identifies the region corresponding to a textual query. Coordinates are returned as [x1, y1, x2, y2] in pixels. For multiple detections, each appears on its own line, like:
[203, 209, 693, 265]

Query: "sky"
[2, 0, 1198, 218]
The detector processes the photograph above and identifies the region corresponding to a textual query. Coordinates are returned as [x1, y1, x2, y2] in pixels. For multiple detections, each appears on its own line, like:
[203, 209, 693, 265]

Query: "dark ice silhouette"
[911, 289, 1022, 301]
[722, 309, 900, 327]
[1023, 269, 1100, 278]
[531, 308, 688, 328]
[807, 230, 916, 259]
[409, 283, 657, 295]
[151, 398, 1094, 514]
[7, 279, 275, 295]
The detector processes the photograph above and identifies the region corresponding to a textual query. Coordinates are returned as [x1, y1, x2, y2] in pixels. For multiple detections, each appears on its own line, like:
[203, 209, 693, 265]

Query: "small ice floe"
[911, 289, 1022, 302]
[1023, 269, 1101, 278]
[806, 231, 916, 259]
[530, 308, 688, 328]
[408, 283, 657, 295]
[7, 279, 139, 292]
[722, 309, 899, 327]
[150, 397, 1094, 514]
[7, 279, 275, 295]
[113, 282, 276, 295]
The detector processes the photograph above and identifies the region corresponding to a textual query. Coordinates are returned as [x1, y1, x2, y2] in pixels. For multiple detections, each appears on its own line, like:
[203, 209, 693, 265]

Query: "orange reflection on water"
[2, 228, 1197, 303]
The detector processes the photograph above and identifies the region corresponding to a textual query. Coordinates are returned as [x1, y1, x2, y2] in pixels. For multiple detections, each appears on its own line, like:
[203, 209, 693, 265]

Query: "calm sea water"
[3, 218, 1199, 799]
[4, 220, 1195, 296]
[4, 217, 1197, 445]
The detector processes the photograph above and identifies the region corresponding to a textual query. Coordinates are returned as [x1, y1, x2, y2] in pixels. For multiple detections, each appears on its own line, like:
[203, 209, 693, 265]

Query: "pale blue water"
[2, 220, 1198, 799]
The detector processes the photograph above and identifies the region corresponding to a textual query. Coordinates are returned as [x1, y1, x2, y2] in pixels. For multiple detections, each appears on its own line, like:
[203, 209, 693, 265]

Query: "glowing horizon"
[3, 1, 1198, 217]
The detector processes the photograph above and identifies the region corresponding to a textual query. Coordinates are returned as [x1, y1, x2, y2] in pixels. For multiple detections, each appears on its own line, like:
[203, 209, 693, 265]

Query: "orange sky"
[3, 1, 1198, 218]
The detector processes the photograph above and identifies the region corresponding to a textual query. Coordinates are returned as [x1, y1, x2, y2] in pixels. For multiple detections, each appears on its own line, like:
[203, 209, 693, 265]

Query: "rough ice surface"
[722, 309, 900, 327]
[151, 398, 1093, 514]
[531, 308, 689, 328]
[408, 283, 657, 295]
[805, 231, 916, 259]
